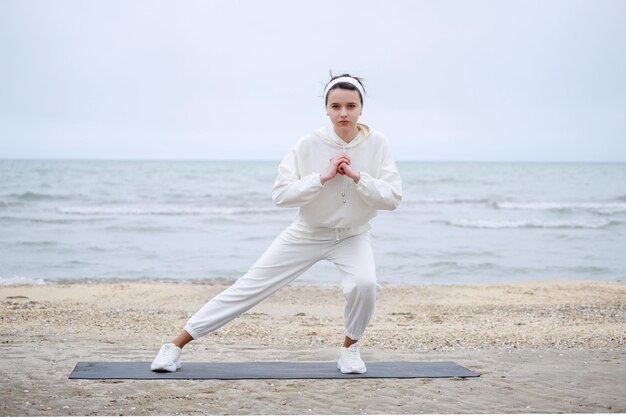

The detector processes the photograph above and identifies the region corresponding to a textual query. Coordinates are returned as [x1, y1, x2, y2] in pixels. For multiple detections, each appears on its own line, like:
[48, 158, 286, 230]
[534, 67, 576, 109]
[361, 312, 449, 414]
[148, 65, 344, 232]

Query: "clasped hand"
[320, 153, 360, 185]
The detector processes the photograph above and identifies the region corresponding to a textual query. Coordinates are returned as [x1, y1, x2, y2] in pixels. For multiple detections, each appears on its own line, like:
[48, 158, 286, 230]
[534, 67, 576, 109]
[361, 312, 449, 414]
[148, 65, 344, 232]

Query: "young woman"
[151, 74, 402, 374]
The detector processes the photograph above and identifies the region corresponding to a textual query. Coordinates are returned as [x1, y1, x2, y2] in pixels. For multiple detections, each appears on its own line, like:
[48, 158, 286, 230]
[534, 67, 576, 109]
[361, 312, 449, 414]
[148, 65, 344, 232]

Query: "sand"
[1, 279, 625, 415]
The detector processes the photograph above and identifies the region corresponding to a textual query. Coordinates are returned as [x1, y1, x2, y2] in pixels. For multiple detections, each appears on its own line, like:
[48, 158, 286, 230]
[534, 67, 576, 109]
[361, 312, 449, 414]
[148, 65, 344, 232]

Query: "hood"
[313, 123, 372, 149]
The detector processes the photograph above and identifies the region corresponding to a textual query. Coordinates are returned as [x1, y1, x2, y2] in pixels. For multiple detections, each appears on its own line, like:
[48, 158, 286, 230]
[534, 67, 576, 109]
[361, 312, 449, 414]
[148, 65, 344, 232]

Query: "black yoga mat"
[69, 361, 479, 380]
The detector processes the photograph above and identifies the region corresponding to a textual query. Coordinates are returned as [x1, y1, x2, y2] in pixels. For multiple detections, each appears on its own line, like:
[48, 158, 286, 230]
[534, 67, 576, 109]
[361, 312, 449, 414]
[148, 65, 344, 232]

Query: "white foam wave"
[0, 275, 47, 286]
[445, 219, 615, 229]
[404, 199, 626, 214]
[0, 216, 105, 224]
[493, 201, 626, 214]
[404, 198, 491, 205]
[57, 206, 281, 216]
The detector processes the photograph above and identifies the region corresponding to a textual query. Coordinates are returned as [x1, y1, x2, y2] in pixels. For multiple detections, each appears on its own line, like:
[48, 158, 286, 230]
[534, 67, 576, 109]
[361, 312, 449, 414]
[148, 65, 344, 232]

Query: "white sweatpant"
[184, 227, 378, 341]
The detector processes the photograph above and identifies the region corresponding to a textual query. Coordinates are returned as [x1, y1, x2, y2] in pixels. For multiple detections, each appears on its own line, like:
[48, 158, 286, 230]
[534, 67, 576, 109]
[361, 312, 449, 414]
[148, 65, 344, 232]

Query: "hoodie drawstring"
[334, 226, 349, 241]
[337, 139, 354, 240]
[342, 143, 352, 204]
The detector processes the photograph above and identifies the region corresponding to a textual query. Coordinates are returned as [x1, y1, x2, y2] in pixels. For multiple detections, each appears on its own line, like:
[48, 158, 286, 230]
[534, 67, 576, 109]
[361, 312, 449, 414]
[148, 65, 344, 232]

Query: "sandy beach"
[1, 279, 625, 415]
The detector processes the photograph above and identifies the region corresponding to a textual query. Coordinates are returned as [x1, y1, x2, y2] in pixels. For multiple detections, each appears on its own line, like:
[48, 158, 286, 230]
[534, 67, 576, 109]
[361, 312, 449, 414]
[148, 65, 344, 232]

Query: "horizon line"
[1, 157, 625, 164]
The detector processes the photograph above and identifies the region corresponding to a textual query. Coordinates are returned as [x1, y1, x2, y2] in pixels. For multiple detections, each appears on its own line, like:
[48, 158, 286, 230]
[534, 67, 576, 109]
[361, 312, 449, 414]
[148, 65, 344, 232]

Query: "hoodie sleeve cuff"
[355, 171, 370, 190]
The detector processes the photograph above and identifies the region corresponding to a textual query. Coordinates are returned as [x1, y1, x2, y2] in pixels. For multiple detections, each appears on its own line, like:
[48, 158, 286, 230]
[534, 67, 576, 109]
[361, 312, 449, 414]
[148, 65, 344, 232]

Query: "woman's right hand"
[321, 153, 351, 184]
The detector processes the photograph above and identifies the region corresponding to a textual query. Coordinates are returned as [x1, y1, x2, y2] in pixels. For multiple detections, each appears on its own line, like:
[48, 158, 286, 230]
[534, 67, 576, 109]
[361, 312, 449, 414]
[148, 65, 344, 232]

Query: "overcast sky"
[1, 0, 625, 161]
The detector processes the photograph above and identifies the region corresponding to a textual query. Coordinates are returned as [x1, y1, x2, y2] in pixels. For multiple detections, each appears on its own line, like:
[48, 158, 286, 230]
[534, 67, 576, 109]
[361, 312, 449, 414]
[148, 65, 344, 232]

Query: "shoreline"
[2, 275, 624, 287]
[1, 279, 624, 414]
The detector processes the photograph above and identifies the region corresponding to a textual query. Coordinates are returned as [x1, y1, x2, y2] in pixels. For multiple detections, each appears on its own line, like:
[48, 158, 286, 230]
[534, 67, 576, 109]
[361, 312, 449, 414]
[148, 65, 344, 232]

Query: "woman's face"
[326, 88, 362, 135]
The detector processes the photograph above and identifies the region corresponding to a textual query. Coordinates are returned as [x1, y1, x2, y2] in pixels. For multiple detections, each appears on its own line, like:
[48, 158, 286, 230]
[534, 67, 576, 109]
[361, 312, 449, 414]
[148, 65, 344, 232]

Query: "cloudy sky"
[1, 0, 624, 161]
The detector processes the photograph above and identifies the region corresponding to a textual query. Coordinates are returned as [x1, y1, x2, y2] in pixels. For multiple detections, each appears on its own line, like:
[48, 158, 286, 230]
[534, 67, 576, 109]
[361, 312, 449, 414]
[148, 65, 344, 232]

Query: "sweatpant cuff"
[344, 329, 362, 341]
[184, 324, 199, 340]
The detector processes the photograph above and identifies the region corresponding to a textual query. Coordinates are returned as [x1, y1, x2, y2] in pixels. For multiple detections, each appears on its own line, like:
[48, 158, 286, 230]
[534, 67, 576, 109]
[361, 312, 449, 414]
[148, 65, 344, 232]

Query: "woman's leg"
[153, 230, 323, 370]
[343, 336, 358, 348]
[327, 232, 378, 342]
[182, 229, 322, 341]
[171, 330, 193, 349]
[327, 232, 378, 373]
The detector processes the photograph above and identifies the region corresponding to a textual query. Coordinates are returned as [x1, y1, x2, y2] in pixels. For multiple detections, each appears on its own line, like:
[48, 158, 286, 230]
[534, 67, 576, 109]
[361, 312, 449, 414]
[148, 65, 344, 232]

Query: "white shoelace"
[157, 344, 177, 360]
[345, 345, 361, 362]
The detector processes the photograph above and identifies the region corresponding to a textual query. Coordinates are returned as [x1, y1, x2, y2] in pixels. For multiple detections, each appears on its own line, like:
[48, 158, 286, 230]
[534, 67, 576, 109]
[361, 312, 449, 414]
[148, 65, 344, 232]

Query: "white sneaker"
[150, 343, 182, 372]
[337, 344, 367, 374]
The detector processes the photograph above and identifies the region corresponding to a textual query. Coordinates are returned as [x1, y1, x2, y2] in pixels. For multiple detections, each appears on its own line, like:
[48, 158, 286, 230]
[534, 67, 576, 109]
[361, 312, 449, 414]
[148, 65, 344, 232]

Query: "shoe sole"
[150, 359, 181, 372]
[337, 359, 366, 374]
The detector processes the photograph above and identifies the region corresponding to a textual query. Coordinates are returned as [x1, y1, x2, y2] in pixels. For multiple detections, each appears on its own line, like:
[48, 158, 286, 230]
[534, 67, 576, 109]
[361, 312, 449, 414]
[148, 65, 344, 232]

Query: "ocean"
[1, 159, 625, 285]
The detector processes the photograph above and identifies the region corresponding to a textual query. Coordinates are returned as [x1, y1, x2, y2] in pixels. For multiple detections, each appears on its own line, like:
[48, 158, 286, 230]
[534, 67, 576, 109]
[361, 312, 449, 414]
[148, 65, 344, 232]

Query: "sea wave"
[0, 275, 47, 286]
[403, 197, 492, 205]
[5, 191, 79, 201]
[0, 200, 23, 207]
[0, 216, 109, 224]
[410, 177, 496, 185]
[402, 198, 626, 214]
[0, 276, 238, 286]
[57, 206, 283, 216]
[492, 201, 626, 214]
[442, 219, 617, 229]
[17, 240, 59, 247]
[565, 266, 611, 274]
[416, 260, 504, 276]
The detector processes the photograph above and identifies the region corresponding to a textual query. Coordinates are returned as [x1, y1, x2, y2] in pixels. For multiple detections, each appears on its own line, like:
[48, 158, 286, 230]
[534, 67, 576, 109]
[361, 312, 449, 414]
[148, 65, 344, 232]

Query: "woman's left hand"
[338, 162, 361, 183]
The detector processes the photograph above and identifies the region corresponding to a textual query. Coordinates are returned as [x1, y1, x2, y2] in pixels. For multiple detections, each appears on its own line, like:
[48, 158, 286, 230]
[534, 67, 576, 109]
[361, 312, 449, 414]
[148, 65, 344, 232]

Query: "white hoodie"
[272, 124, 402, 237]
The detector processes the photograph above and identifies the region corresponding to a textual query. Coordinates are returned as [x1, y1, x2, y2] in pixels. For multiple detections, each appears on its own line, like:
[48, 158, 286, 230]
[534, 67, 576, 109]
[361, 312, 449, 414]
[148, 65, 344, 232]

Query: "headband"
[324, 76, 365, 100]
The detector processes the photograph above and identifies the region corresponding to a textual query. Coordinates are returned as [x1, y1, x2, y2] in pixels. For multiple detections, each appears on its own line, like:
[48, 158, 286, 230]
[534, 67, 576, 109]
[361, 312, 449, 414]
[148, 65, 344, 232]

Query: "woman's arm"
[272, 149, 350, 208]
[345, 142, 402, 210]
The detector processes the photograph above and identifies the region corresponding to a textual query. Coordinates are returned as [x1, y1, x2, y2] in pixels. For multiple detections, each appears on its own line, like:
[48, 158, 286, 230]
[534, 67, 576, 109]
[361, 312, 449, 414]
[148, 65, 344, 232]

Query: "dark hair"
[324, 73, 366, 106]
